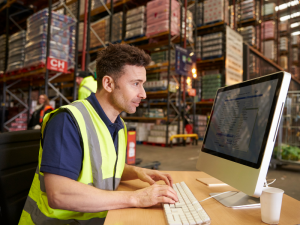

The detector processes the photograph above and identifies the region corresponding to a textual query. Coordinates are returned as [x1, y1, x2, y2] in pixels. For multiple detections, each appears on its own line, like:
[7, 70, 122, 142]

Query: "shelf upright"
[73, 0, 81, 101]
[192, 0, 198, 134]
[166, 0, 172, 145]
[178, 0, 183, 137]
[1, 6, 9, 132]
[45, 0, 53, 96]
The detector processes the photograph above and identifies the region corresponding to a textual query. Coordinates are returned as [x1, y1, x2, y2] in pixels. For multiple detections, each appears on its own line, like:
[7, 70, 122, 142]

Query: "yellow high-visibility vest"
[19, 99, 127, 224]
[78, 76, 97, 100]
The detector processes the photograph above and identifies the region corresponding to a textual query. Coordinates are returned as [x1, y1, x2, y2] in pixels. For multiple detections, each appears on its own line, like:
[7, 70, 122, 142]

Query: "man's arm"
[44, 172, 178, 212]
[121, 164, 174, 187]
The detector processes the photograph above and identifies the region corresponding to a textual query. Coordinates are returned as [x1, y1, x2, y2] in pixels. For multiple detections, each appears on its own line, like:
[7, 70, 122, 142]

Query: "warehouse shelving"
[0, 0, 81, 132]
[1, 0, 299, 137]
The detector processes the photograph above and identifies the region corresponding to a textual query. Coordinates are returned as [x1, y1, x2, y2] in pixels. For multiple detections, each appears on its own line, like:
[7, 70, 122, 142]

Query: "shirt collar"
[86, 93, 124, 130]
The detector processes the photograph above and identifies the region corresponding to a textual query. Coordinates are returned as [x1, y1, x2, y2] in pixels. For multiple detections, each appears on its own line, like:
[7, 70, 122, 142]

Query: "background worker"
[76, 71, 97, 100]
[19, 44, 178, 225]
[27, 94, 53, 130]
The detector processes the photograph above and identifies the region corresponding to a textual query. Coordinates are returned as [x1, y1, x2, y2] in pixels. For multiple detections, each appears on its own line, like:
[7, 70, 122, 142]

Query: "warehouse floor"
[136, 143, 300, 201]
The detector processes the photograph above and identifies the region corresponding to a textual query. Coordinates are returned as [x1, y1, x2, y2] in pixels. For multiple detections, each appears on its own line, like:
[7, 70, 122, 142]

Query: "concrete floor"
[136, 143, 300, 201]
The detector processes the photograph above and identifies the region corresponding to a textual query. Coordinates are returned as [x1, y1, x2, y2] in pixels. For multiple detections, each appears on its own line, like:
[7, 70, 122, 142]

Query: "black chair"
[0, 130, 40, 225]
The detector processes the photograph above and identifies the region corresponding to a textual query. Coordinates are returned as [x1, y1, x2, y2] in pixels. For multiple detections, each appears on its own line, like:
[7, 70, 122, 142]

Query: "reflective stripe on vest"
[19, 99, 127, 224]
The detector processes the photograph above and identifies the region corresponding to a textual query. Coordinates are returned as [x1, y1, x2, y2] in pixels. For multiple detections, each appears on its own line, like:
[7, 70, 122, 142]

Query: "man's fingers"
[157, 174, 170, 186]
[158, 189, 178, 202]
[163, 173, 174, 187]
[143, 175, 156, 185]
[157, 196, 176, 204]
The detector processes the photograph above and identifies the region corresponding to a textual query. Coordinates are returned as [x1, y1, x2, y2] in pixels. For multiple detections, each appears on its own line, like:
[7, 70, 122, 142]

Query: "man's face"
[76, 77, 84, 86]
[110, 65, 147, 114]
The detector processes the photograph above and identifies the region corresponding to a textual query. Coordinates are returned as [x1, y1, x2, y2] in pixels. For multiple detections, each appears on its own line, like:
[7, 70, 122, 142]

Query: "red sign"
[47, 57, 68, 73]
[188, 88, 196, 97]
[126, 131, 136, 165]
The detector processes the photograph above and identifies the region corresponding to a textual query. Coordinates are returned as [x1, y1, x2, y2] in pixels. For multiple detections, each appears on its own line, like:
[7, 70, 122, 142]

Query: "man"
[19, 44, 178, 224]
[76, 71, 97, 100]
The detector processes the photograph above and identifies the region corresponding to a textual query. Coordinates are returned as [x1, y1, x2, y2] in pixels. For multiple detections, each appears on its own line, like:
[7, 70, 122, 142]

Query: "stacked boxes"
[280, 37, 288, 51]
[144, 108, 164, 118]
[91, 0, 107, 10]
[148, 125, 178, 143]
[202, 32, 223, 59]
[291, 35, 300, 45]
[204, 0, 229, 24]
[262, 3, 275, 16]
[237, 0, 260, 21]
[125, 122, 154, 142]
[90, 16, 109, 48]
[292, 47, 298, 63]
[182, 10, 193, 43]
[91, 12, 123, 47]
[111, 11, 123, 42]
[263, 40, 276, 60]
[202, 72, 222, 100]
[25, 9, 75, 69]
[150, 50, 175, 64]
[190, 2, 203, 26]
[279, 56, 288, 70]
[0, 35, 7, 73]
[9, 113, 27, 132]
[78, 22, 84, 51]
[196, 36, 201, 60]
[239, 26, 256, 46]
[194, 115, 207, 139]
[7, 31, 26, 72]
[261, 21, 276, 39]
[125, 6, 146, 40]
[146, 0, 180, 37]
[279, 21, 288, 32]
[144, 79, 177, 92]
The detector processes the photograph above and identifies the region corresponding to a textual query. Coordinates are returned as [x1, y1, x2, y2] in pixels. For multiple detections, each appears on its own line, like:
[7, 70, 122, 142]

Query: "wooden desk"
[104, 171, 300, 225]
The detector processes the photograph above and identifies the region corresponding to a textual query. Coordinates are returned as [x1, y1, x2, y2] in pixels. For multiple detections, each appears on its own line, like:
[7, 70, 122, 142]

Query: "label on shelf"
[47, 57, 68, 73]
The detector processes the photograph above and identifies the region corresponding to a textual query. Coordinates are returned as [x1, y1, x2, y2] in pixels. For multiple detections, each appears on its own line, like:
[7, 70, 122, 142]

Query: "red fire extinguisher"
[126, 128, 136, 165]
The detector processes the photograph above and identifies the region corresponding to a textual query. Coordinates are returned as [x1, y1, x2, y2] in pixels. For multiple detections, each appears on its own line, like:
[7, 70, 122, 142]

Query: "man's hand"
[136, 167, 174, 187]
[132, 184, 178, 208]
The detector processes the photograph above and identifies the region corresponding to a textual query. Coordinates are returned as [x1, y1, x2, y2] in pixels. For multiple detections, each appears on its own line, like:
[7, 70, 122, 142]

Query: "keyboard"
[162, 182, 211, 225]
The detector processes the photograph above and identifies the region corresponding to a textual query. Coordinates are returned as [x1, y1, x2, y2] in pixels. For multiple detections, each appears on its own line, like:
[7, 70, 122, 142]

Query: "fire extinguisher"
[126, 128, 136, 165]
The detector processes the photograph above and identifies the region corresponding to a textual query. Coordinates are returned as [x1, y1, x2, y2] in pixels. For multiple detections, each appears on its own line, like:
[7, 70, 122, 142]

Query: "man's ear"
[102, 76, 115, 93]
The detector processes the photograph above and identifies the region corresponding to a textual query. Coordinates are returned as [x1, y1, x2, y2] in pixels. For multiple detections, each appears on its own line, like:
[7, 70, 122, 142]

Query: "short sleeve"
[40, 111, 83, 180]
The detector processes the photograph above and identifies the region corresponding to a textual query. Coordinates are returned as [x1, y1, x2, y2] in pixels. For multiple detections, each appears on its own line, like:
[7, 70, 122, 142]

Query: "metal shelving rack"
[0, 0, 82, 132]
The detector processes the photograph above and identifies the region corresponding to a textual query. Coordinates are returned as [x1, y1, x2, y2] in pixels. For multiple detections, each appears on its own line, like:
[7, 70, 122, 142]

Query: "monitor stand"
[210, 192, 260, 209]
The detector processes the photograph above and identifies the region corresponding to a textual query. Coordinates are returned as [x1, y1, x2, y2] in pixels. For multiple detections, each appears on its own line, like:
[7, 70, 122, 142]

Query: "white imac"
[196, 71, 291, 208]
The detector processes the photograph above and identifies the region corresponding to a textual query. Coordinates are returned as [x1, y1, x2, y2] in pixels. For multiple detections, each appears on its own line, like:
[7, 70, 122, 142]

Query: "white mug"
[260, 187, 284, 224]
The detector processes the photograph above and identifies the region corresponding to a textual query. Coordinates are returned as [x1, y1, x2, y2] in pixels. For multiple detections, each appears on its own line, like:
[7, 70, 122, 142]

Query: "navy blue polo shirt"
[40, 93, 124, 180]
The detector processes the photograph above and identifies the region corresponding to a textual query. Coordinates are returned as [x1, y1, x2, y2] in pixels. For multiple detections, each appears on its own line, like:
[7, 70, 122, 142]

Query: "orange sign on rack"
[47, 57, 68, 73]
[126, 131, 136, 165]
[188, 88, 196, 96]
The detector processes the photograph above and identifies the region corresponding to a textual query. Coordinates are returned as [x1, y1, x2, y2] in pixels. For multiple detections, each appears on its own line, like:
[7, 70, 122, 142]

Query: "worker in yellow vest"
[19, 44, 178, 225]
[76, 71, 98, 100]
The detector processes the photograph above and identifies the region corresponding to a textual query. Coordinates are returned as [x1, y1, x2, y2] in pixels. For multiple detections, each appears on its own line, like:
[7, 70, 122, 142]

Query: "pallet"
[203, 20, 222, 26]
[125, 34, 145, 41]
[143, 141, 192, 147]
[144, 87, 167, 92]
[143, 141, 167, 147]
[202, 55, 223, 60]
[5, 63, 45, 77]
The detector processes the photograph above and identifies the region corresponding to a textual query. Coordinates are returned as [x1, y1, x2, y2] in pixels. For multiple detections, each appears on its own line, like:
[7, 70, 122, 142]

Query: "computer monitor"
[196, 71, 291, 208]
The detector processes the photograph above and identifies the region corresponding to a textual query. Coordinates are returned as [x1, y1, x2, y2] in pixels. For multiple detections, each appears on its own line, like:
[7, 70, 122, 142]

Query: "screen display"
[203, 76, 281, 169]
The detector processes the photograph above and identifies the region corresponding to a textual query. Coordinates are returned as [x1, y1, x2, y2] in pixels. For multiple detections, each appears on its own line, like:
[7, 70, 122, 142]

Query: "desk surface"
[105, 171, 300, 225]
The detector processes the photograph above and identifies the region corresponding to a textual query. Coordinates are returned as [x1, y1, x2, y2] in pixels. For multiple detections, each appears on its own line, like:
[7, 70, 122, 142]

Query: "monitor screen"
[202, 75, 282, 169]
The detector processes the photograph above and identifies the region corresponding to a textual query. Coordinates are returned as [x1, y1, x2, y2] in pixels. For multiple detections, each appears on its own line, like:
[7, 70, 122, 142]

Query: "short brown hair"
[96, 43, 151, 89]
